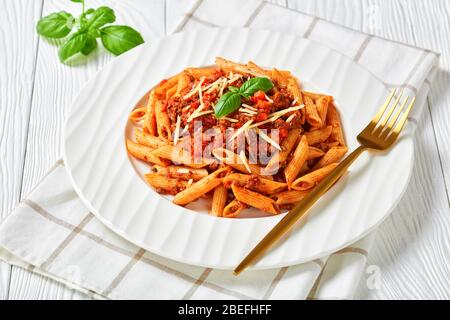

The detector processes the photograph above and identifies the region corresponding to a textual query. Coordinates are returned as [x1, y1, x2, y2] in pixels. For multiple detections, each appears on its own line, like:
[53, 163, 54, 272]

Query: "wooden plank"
[8, 0, 165, 300]
[0, 0, 43, 300]
[6, 0, 449, 299]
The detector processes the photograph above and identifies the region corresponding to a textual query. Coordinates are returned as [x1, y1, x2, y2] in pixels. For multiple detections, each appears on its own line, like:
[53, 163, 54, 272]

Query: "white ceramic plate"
[64, 27, 413, 269]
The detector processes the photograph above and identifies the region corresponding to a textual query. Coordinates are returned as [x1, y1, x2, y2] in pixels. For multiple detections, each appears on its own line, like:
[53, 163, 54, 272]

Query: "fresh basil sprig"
[214, 77, 274, 118]
[36, 0, 144, 64]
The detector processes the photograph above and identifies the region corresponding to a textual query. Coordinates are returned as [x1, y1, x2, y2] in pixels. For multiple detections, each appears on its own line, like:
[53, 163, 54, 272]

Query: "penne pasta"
[211, 184, 228, 217]
[292, 163, 339, 191]
[143, 91, 157, 135]
[135, 128, 168, 149]
[151, 165, 209, 181]
[326, 103, 346, 146]
[284, 135, 309, 184]
[247, 61, 270, 77]
[129, 106, 147, 123]
[215, 57, 267, 77]
[126, 139, 170, 167]
[263, 129, 301, 175]
[176, 72, 192, 95]
[287, 76, 304, 107]
[303, 95, 322, 128]
[315, 96, 330, 127]
[273, 189, 310, 205]
[271, 68, 290, 88]
[173, 167, 230, 205]
[231, 184, 280, 215]
[154, 73, 180, 99]
[307, 146, 325, 160]
[144, 173, 187, 194]
[223, 173, 287, 194]
[312, 146, 348, 170]
[223, 199, 247, 218]
[304, 126, 332, 146]
[151, 145, 212, 168]
[186, 67, 217, 79]
[302, 91, 333, 102]
[154, 100, 172, 140]
[126, 57, 347, 218]
[166, 84, 178, 100]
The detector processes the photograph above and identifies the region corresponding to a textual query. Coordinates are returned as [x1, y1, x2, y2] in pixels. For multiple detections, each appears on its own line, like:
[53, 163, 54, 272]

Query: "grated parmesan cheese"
[173, 115, 181, 145]
[183, 77, 205, 100]
[286, 113, 296, 123]
[269, 104, 305, 120]
[241, 104, 258, 111]
[230, 119, 253, 141]
[264, 94, 273, 103]
[257, 129, 281, 151]
[239, 150, 252, 174]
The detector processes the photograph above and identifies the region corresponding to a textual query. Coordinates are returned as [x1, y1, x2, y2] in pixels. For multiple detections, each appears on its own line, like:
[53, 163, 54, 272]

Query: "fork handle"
[234, 145, 367, 275]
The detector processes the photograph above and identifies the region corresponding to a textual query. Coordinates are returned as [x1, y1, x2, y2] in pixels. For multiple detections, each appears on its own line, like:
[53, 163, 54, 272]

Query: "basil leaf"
[81, 34, 97, 55]
[100, 25, 144, 55]
[36, 11, 74, 38]
[58, 31, 87, 62]
[228, 86, 239, 93]
[239, 77, 274, 96]
[71, 0, 84, 3]
[214, 92, 242, 118]
[87, 6, 116, 30]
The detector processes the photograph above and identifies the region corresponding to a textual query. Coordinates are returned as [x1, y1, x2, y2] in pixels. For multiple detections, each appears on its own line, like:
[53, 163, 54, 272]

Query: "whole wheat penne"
[271, 68, 290, 88]
[135, 128, 168, 149]
[305, 126, 332, 146]
[173, 167, 230, 205]
[144, 173, 187, 194]
[312, 146, 348, 170]
[307, 146, 325, 160]
[211, 184, 228, 217]
[302, 91, 333, 102]
[292, 163, 338, 191]
[176, 72, 192, 95]
[287, 77, 303, 106]
[303, 95, 322, 128]
[231, 184, 280, 215]
[320, 141, 340, 151]
[223, 173, 287, 194]
[263, 129, 301, 175]
[215, 57, 267, 77]
[186, 67, 217, 79]
[154, 73, 180, 99]
[143, 91, 157, 135]
[326, 103, 346, 146]
[154, 100, 172, 140]
[151, 165, 208, 181]
[223, 199, 247, 218]
[151, 145, 212, 168]
[247, 61, 270, 77]
[126, 139, 169, 167]
[166, 85, 177, 100]
[299, 161, 309, 175]
[315, 96, 330, 127]
[284, 135, 309, 184]
[273, 189, 310, 205]
[212, 148, 273, 180]
[129, 106, 147, 123]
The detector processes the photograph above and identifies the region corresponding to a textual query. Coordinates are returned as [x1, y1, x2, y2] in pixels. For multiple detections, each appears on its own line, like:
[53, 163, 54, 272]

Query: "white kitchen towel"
[0, 0, 438, 300]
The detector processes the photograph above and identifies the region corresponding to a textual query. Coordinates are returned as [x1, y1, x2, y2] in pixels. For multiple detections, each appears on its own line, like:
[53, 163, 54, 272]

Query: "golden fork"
[234, 89, 416, 275]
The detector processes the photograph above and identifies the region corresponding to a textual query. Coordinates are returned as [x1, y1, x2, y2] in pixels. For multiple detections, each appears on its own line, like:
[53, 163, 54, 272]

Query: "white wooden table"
[1, 0, 449, 300]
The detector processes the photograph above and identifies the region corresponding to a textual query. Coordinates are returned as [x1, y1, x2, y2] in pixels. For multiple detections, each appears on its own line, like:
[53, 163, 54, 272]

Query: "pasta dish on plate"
[127, 57, 347, 218]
